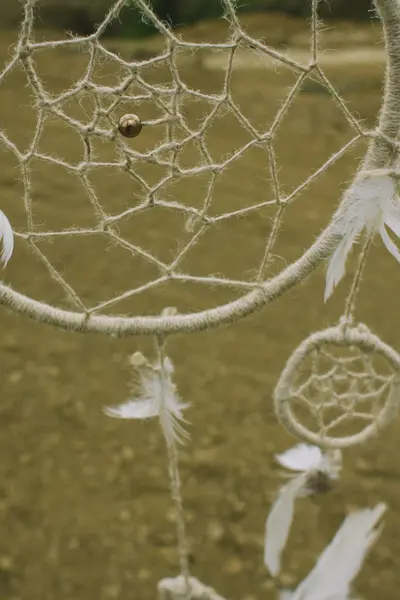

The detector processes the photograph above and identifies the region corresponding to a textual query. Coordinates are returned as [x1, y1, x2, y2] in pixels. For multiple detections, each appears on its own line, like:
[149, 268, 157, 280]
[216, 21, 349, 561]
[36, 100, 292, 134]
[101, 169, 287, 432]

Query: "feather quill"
[325, 174, 400, 301]
[0, 209, 14, 267]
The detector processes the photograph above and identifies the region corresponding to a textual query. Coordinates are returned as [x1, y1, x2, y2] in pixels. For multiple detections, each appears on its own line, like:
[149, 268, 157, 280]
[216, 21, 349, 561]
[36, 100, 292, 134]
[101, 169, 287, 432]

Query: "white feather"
[291, 503, 386, 600]
[384, 202, 400, 237]
[264, 472, 309, 577]
[279, 591, 294, 600]
[280, 590, 360, 600]
[104, 398, 159, 419]
[276, 444, 324, 472]
[379, 223, 400, 262]
[104, 359, 189, 446]
[324, 231, 359, 302]
[0, 209, 14, 267]
[325, 174, 400, 301]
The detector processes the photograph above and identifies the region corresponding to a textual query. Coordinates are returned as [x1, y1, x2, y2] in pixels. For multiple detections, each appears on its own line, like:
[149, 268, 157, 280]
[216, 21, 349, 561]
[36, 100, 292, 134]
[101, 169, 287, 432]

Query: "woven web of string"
[2, 0, 366, 321]
[290, 345, 395, 437]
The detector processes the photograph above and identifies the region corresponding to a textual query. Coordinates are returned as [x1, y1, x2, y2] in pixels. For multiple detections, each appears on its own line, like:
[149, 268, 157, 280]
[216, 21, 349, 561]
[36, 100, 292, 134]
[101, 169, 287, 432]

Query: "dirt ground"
[1, 10, 400, 600]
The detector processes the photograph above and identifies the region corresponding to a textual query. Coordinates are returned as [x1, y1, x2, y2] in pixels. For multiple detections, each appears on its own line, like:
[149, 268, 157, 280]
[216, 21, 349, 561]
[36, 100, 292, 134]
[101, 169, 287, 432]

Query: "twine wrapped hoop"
[0, 0, 399, 337]
[274, 324, 400, 448]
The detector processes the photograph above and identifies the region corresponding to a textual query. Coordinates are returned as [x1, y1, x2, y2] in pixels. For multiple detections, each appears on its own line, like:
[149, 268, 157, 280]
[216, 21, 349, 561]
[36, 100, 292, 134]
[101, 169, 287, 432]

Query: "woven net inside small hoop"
[274, 324, 400, 448]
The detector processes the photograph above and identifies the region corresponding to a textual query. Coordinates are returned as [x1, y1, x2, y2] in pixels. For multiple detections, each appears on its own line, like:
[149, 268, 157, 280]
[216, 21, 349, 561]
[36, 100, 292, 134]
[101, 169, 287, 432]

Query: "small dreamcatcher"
[273, 322, 400, 448]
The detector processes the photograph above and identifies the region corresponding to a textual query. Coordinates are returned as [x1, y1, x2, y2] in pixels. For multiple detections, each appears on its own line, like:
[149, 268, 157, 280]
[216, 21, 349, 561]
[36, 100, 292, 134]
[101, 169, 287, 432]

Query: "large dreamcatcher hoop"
[0, 0, 399, 337]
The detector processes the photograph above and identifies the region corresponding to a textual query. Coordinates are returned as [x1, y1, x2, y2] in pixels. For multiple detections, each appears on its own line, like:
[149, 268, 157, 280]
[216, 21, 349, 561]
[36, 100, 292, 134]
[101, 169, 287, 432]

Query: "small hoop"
[273, 324, 400, 448]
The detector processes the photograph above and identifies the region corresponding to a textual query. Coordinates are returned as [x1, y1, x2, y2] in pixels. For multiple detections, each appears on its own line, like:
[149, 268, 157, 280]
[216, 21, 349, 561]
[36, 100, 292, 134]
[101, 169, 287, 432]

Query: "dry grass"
[0, 14, 399, 600]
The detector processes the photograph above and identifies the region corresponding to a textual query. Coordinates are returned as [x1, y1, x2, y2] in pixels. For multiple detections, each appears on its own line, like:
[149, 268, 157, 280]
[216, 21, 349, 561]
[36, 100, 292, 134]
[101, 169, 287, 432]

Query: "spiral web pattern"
[0, 0, 392, 336]
[1, 2, 400, 598]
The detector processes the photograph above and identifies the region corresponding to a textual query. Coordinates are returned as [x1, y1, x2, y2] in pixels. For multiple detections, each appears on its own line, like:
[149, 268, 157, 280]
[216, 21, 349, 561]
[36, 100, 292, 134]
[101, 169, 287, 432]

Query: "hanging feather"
[0, 209, 14, 267]
[276, 444, 342, 494]
[104, 354, 189, 447]
[264, 471, 309, 577]
[325, 174, 400, 301]
[265, 444, 343, 578]
[290, 503, 386, 600]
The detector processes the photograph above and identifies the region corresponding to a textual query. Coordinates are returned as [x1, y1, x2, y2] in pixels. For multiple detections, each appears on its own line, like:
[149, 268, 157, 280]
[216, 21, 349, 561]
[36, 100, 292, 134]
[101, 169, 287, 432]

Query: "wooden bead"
[118, 114, 142, 138]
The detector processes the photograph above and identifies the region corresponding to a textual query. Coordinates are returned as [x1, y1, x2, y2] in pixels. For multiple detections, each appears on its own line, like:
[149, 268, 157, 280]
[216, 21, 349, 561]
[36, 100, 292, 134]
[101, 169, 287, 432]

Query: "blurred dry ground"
[1, 9, 400, 600]
[0, 0, 376, 32]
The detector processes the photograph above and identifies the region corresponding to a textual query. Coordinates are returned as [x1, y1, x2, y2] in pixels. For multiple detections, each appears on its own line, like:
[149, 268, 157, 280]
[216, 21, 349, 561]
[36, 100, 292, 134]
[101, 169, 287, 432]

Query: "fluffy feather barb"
[104, 355, 189, 446]
[158, 576, 227, 600]
[325, 175, 400, 301]
[276, 443, 323, 472]
[0, 209, 14, 267]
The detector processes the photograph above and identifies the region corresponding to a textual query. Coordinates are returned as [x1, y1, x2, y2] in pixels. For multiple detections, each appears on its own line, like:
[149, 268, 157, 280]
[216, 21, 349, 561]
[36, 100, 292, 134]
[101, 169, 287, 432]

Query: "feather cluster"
[325, 174, 400, 301]
[104, 353, 189, 447]
[264, 444, 342, 578]
[280, 503, 386, 600]
[0, 209, 13, 267]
